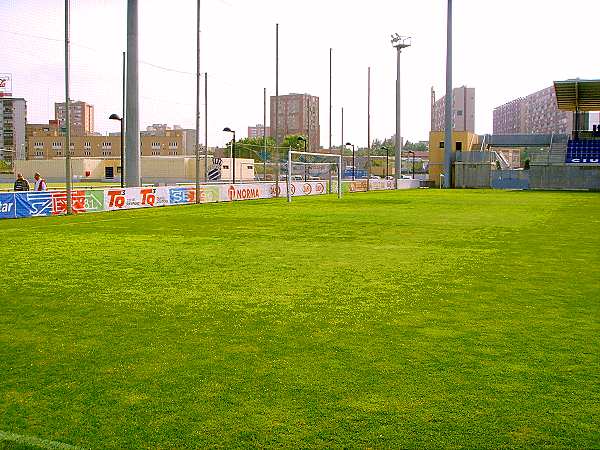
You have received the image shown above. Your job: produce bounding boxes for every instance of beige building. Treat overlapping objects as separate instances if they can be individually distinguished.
[26,127,189,160]
[14,156,215,183]
[431,86,475,132]
[55,101,94,136]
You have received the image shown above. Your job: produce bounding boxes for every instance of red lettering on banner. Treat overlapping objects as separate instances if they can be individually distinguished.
[316,183,325,194]
[303,183,312,194]
[0,79,6,88]
[108,190,126,208]
[140,189,156,206]
[228,185,260,201]
[270,185,281,196]
[227,185,236,201]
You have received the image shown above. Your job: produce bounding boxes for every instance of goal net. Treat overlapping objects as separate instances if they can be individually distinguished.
[287,151,342,202]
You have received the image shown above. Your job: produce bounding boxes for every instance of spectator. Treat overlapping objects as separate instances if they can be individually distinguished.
[33,172,47,191]
[13,173,30,191]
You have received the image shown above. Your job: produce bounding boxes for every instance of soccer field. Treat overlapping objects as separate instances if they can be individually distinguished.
[1,190,599,448]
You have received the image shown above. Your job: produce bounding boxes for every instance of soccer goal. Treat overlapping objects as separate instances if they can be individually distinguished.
[287,151,342,202]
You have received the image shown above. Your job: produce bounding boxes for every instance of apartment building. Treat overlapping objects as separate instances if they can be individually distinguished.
[248,124,270,139]
[55,100,94,136]
[1,97,27,160]
[26,126,187,160]
[493,86,581,135]
[270,93,320,151]
[431,86,475,132]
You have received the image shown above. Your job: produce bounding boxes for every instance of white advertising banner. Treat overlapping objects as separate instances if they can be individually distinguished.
[104,187,172,211]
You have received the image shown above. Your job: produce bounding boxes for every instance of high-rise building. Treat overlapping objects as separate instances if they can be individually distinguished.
[270,93,320,151]
[431,86,475,132]
[0,97,27,160]
[493,86,582,135]
[248,124,270,139]
[55,100,94,136]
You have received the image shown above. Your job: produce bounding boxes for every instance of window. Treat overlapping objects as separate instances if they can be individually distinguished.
[222,165,229,169]
[168,142,178,149]
[151,150,160,156]
[151,142,161,150]
[247,165,253,170]
[169,151,178,156]
[52,142,62,149]
[456,110,463,116]
[102,150,112,156]
[456,142,463,151]
[102,142,112,149]
[84,150,91,156]
[84,142,91,149]
[439,142,444,149]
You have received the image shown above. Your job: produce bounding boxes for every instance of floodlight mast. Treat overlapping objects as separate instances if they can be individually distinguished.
[391,34,411,187]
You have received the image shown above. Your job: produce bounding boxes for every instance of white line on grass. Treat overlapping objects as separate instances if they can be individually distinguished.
[0,430,84,450]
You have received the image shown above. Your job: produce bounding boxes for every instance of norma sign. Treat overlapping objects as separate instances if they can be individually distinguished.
[0,74,12,97]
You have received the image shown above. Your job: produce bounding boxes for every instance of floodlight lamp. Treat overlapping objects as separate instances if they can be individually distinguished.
[223,127,233,133]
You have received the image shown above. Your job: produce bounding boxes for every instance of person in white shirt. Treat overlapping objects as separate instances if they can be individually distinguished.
[33,172,47,191]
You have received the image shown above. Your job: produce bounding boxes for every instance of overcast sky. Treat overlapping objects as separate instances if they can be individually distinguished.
[1,0,599,147]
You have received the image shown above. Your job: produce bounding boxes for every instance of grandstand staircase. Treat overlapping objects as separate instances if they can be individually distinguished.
[547,141,568,164]
[529,141,568,165]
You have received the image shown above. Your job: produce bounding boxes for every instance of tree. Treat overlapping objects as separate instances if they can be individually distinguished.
[234,136,275,160]
[282,134,306,150]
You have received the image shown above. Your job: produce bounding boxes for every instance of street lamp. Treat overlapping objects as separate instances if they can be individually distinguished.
[345,142,355,181]
[223,127,236,184]
[391,33,411,187]
[381,145,390,179]
[298,136,308,181]
[407,150,416,179]
[109,113,124,188]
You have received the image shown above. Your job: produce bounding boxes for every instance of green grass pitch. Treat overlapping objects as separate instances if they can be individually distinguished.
[1,190,599,448]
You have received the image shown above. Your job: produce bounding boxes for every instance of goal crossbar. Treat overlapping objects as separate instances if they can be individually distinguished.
[287,150,342,202]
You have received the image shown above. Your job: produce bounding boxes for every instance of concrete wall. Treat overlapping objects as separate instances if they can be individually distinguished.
[455,163,491,188]
[529,166,600,190]
[454,164,600,190]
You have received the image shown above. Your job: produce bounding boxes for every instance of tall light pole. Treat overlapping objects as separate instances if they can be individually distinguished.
[329,48,332,151]
[109,114,124,188]
[195,0,201,202]
[367,66,371,190]
[64,0,72,213]
[126,0,141,187]
[444,0,453,188]
[223,127,236,184]
[122,51,126,184]
[263,87,267,181]
[274,23,280,196]
[341,107,344,169]
[391,33,411,186]
[345,142,355,181]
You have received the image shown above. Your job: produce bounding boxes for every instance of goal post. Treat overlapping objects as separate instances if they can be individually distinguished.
[287,150,342,203]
